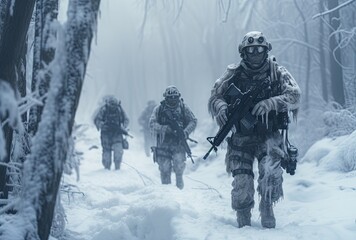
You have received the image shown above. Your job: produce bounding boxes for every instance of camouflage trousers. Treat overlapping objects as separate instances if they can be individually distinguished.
[226,132,284,212]
[154,145,186,189]
[101,131,124,170]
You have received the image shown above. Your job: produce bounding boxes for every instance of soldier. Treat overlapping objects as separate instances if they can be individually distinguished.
[138,100,157,157]
[208,31,301,228]
[149,86,197,189]
[93,95,129,170]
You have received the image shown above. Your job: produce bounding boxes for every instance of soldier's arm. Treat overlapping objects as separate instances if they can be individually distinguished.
[149,106,166,134]
[272,65,301,112]
[121,108,129,128]
[93,108,104,130]
[208,64,236,118]
[183,104,197,135]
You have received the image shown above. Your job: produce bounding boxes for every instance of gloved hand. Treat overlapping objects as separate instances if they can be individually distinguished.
[216,105,228,127]
[183,129,189,139]
[252,98,275,116]
[162,125,173,134]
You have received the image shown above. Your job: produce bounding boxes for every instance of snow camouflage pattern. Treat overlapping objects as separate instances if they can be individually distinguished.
[149,98,197,189]
[94,96,129,170]
[208,56,301,227]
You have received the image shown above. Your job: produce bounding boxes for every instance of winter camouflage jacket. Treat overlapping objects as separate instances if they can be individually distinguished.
[149,100,197,145]
[208,57,301,134]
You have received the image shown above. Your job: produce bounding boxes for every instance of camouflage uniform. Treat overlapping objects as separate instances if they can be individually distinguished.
[138,101,157,157]
[149,86,197,189]
[94,96,129,170]
[208,31,301,228]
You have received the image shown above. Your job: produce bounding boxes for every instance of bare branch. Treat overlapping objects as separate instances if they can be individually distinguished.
[186,176,223,199]
[312,0,356,19]
[269,38,320,52]
[222,0,232,23]
[173,0,184,24]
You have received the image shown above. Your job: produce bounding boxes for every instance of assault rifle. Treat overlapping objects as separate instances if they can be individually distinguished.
[162,109,197,163]
[203,80,269,160]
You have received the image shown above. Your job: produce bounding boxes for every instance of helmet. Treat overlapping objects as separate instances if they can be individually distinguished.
[103,95,119,106]
[163,85,181,98]
[238,31,272,54]
[163,85,181,108]
[147,100,156,106]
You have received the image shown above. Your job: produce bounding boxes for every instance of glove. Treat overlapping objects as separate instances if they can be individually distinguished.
[252,98,275,116]
[161,125,173,134]
[183,129,189,139]
[216,105,228,127]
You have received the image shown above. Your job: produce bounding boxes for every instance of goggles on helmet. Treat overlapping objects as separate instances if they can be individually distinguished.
[246,46,266,54]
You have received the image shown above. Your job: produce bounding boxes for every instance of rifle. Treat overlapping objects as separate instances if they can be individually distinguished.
[203,80,269,160]
[162,109,196,163]
[119,127,134,138]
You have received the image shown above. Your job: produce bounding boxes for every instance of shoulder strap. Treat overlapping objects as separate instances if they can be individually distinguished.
[180,99,186,127]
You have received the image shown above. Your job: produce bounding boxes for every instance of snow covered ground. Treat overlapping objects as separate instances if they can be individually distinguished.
[61,125,356,240]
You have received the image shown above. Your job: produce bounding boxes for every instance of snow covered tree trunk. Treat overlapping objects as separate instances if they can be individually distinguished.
[28,0,58,136]
[0,0,35,203]
[0,1,101,239]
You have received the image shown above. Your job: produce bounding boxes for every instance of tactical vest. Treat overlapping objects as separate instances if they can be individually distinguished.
[157,100,186,128]
[226,59,288,135]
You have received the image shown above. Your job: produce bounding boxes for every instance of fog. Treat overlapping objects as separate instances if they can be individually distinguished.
[75,0,258,129]
[71,0,356,154]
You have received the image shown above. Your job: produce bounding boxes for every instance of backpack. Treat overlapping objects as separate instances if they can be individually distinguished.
[102,104,123,130]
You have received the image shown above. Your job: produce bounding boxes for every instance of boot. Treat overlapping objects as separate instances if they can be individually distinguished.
[259,200,276,228]
[236,208,251,228]
[176,175,184,190]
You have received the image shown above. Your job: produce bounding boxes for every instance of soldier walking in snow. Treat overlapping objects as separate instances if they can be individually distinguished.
[138,100,157,157]
[208,31,301,228]
[149,86,197,189]
[94,95,130,170]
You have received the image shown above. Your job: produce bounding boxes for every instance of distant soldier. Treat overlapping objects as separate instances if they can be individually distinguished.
[93,95,129,170]
[149,86,197,189]
[138,100,157,157]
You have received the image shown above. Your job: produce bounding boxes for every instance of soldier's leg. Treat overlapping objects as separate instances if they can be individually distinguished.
[172,151,186,190]
[257,133,284,228]
[113,142,124,170]
[229,151,255,228]
[101,133,112,170]
[156,148,172,184]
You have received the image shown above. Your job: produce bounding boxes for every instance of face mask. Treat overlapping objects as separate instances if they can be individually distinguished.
[165,96,179,107]
[245,49,267,69]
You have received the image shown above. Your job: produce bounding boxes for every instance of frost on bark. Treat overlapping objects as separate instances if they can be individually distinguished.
[0,0,35,204]
[28,0,58,136]
[0,1,102,239]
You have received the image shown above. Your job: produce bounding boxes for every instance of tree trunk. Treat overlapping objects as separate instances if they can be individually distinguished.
[29,0,58,136]
[0,0,35,203]
[294,0,311,110]
[319,0,328,102]
[14,1,101,239]
[328,0,345,106]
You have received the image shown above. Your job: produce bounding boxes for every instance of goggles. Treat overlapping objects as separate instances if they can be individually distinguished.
[166,95,180,100]
[245,46,266,54]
